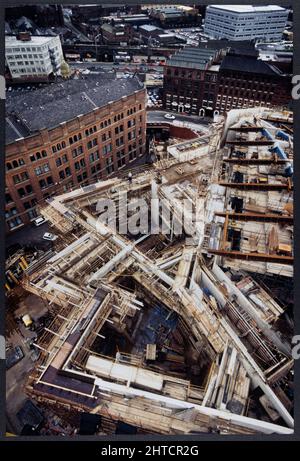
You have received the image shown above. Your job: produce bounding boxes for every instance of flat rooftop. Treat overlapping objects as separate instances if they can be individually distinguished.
[208,5,287,14]
[220,55,280,76]
[6,75,144,144]
[5,34,59,47]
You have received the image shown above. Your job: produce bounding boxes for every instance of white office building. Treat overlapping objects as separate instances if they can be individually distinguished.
[204,5,289,41]
[5,34,64,81]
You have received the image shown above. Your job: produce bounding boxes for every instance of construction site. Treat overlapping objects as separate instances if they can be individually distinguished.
[7,107,294,436]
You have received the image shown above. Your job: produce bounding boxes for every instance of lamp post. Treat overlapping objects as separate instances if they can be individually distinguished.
[94,33,102,61]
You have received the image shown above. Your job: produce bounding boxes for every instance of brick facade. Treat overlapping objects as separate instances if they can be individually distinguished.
[163,57,291,117]
[5,88,147,232]
[215,67,291,113]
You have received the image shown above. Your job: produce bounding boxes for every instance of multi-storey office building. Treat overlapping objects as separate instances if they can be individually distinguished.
[5,75,147,232]
[204,5,288,41]
[163,47,291,117]
[5,33,64,82]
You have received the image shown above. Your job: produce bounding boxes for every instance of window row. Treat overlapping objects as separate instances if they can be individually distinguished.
[34,163,50,176]
[69,133,82,145]
[6,158,25,171]
[12,171,29,184]
[52,142,66,153]
[30,150,48,162]
[56,154,69,166]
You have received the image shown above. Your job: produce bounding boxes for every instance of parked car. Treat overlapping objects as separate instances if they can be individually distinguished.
[33,216,47,227]
[164,113,176,120]
[42,232,57,241]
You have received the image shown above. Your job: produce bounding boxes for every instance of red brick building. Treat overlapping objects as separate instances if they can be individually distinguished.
[163,47,291,117]
[215,54,291,113]
[101,22,134,45]
[163,47,222,116]
[5,75,147,232]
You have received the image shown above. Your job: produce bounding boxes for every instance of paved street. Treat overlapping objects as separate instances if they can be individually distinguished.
[6,222,50,252]
[147,110,212,133]
[69,61,164,72]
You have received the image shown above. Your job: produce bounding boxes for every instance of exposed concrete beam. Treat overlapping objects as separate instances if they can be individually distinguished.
[215,212,293,223]
[208,249,293,264]
[218,182,292,191]
[223,158,289,165]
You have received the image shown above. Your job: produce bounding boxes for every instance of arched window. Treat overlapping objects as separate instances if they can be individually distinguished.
[6,162,12,170]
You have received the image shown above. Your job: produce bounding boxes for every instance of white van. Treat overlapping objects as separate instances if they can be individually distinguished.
[33,216,47,227]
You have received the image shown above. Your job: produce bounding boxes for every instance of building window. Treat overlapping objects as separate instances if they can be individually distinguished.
[6,158,25,169]
[34,163,50,176]
[20,171,29,181]
[72,146,84,158]
[17,187,26,198]
[128,130,136,141]
[91,163,101,175]
[102,131,112,141]
[64,167,71,177]
[117,150,126,168]
[35,150,47,160]
[39,179,47,189]
[128,119,136,128]
[89,151,100,163]
[75,158,86,171]
[85,126,97,136]
[7,216,23,229]
[129,148,137,161]
[13,174,21,184]
[87,138,98,149]
[116,137,124,147]
[102,143,112,155]
[25,185,33,195]
[5,193,13,204]
[27,209,38,220]
[69,133,82,145]
[5,207,18,218]
[106,157,114,174]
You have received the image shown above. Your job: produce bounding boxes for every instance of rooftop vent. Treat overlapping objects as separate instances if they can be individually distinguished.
[17,31,32,41]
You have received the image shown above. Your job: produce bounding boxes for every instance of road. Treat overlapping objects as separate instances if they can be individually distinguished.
[6,222,50,251]
[147,110,212,131]
[64,18,92,43]
[69,61,164,72]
